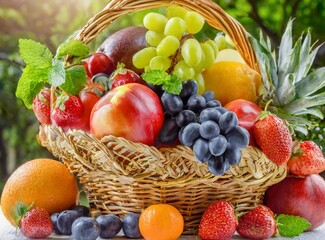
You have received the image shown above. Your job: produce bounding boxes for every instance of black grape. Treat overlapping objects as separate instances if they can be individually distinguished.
[193,138,212,163]
[179,123,200,147]
[175,110,197,128]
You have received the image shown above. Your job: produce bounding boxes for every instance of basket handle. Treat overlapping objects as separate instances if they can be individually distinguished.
[74,0,259,73]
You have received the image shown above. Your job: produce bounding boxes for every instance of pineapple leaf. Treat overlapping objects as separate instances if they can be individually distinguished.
[284,92,325,115]
[276,73,296,105]
[293,107,324,119]
[278,19,293,83]
[295,67,325,98]
[295,30,311,81]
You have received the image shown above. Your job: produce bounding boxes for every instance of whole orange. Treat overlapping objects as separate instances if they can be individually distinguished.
[202,61,262,106]
[139,203,184,240]
[1,158,78,226]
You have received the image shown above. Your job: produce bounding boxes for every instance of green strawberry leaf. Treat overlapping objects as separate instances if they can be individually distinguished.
[55,39,89,60]
[60,66,86,95]
[142,70,182,95]
[276,214,311,237]
[13,202,34,226]
[16,65,49,109]
[49,59,65,86]
[19,39,52,69]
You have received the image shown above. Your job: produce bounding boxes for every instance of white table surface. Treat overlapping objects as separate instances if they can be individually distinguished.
[1,207,325,240]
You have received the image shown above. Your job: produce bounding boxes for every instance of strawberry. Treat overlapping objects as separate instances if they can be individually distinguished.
[237,205,277,239]
[110,64,144,90]
[253,114,292,165]
[19,207,53,239]
[199,200,237,240]
[287,141,325,176]
[32,88,51,125]
[50,94,83,132]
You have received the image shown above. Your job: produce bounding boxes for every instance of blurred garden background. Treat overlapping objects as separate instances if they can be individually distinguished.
[0,0,324,191]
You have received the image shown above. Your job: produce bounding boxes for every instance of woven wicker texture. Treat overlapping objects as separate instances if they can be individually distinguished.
[39,0,287,234]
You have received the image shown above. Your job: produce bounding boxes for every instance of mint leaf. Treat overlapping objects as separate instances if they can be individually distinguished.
[60,66,86,95]
[56,39,89,59]
[16,65,48,108]
[276,214,311,237]
[142,70,182,95]
[19,39,52,69]
[49,59,65,86]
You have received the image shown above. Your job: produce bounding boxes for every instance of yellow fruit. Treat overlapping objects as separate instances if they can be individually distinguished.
[202,61,262,106]
[139,204,184,240]
[215,49,246,64]
[1,158,78,226]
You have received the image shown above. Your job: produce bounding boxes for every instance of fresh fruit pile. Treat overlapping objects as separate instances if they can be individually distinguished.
[10,2,325,239]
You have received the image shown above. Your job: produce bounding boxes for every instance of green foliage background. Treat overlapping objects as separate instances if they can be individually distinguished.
[0,0,324,190]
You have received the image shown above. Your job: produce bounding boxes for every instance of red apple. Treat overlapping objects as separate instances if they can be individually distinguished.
[90,83,164,145]
[264,174,325,230]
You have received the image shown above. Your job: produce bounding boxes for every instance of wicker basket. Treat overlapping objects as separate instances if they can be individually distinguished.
[38,0,287,235]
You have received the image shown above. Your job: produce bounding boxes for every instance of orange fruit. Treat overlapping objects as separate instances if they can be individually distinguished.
[1,158,78,226]
[202,61,262,106]
[139,203,184,240]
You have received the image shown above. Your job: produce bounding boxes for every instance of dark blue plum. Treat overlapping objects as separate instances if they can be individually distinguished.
[96,214,122,238]
[161,92,183,115]
[219,111,238,134]
[209,135,228,156]
[226,126,250,148]
[57,210,81,235]
[71,217,100,240]
[186,95,206,113]
[73,205,90,217]
[179,122,201,147]
[122,213,142,239]
[193,138,212,163]
[51,213,61,235]
[158,117,180,143]
[175,110,197,128]
[199,120,220,139]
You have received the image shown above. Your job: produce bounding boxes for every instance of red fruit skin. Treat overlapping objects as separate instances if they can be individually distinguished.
[199,200,237,240]
[32,89,51,125]
[253,115,292,165]
[19,207,53,239]
[50,95,84,132]
[78,84,102,132]
[90,83,164,145]
[287,141,325,176]
[87,52,115,77]
[225,99,262,146]
[237,205,277,239]
[111,70,145,89]
[264,174,325,230]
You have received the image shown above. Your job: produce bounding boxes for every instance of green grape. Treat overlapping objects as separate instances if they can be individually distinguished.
[143,12,168,32]
[225,34,236,49]
[181,38,202,67]
[204,39,218,59]
[173,60,195,80]
[184,11,205,34]
[144,65,152,72]
[193,51,205,73]
[194,73,205,94]
[149,56,171,71]
[166,5,187,18]
[157,35,180,57]
[132,47,157,69]
[214,34,227,51]
[201,43,215,69]
[164,17,186,39]
[146,30,165,47]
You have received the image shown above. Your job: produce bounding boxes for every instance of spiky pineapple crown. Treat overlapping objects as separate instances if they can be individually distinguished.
[249,19,325,135]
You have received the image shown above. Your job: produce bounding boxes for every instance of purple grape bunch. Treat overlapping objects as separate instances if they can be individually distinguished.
[157,80,249,176]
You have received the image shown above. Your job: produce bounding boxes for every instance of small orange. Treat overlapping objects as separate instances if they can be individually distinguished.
[139,203,184,240]
[1,158,78,226]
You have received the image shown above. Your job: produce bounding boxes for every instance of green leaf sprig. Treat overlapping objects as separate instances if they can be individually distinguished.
[276,214,311,237]
[16,38,90,108]
[142,69,182,95]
